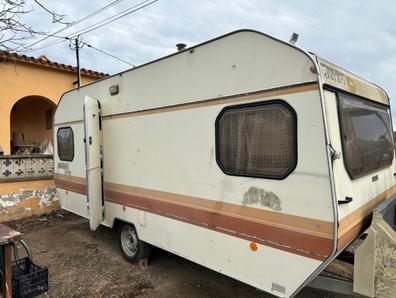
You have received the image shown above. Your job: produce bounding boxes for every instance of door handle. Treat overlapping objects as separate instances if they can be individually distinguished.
[89,136,92,145]
[338,196,353,205]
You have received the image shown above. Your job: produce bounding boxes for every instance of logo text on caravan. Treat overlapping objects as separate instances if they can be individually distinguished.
[321,63,357,93]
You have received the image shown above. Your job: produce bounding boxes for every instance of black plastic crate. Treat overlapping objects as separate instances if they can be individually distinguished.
[11,257,48,298]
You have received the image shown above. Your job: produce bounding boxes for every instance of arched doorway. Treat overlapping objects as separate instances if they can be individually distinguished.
[10,96,56,155]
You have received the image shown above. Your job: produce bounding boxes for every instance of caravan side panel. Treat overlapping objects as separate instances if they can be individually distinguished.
[54,30,335,297]
[55,86,333,296]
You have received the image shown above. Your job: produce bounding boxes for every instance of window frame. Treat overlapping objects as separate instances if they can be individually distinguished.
[215,99,298,180]
[336,90,394,180]
[57,127,74,162]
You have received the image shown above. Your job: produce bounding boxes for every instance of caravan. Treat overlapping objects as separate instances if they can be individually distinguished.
[53,30,396,297]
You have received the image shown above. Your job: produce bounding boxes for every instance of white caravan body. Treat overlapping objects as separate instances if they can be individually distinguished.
[53,30,395,297]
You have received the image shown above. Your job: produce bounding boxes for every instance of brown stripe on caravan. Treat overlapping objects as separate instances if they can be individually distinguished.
[54,174,332,238]
[104,181,333,239]
[53,119,84,127]
[54,174,86,194]
[104,182,332,260]
[103,81,318,120]
[54,173,333,260]
[53,82,318,127]
[337,184,396,251]
[337,215,372,252]
[338,184,396,237]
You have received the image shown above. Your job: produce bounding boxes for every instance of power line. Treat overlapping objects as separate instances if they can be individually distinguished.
[67,0,157,38]
[65,0,126,26]
[28,37,69,52]
[84,42,135,67]
[0,27,70,52]
[28,0,157,52]
[1,27,70,40]
[6,29,133,69]
[8,27,134,68]
[26,0,126,49]
[14,0,157,76]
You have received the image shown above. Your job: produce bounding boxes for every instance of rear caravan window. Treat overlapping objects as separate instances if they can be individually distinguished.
[57,127,74,161]
[216,101,297,179]
[338,93,394,179]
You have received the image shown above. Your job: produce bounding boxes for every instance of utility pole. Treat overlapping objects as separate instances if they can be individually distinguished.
[69,35,82,88]
[75,35,81,88]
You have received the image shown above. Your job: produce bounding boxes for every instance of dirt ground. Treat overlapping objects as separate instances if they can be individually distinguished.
[7,212,352,298]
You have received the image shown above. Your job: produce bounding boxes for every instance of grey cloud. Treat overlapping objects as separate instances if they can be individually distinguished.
[18,0,396,124]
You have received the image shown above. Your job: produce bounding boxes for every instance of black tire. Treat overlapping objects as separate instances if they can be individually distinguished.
[118,222,151,263]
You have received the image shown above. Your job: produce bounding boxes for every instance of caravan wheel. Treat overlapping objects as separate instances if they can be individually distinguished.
[118,222,151,263]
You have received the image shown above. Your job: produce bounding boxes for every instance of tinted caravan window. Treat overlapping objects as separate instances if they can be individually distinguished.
[57,127,74,161]
[216,101,297,179]
[338,93,394,179]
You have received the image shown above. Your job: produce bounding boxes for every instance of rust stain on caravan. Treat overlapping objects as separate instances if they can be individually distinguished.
[54,82,318,127]
[54,173,333,260]
[243,186,281,211]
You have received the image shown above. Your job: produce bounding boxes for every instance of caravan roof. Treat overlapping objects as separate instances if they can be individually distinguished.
[55,29,389,125]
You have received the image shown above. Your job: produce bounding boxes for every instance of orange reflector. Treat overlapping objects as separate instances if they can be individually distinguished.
[250,242,258,251]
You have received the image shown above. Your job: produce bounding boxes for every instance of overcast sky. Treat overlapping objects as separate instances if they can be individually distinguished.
[20,0,396,122]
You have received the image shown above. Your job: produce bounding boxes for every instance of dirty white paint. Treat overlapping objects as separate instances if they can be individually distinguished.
[0,199,16,208]
[0,187,59,210]
[37,188,59,208]
[243,186,281,211]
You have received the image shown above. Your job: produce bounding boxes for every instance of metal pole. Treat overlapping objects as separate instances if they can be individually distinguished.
[75,36,81,88]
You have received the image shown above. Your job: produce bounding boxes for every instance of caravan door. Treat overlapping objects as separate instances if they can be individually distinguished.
[83,95,104,231]
[324,89,395,250]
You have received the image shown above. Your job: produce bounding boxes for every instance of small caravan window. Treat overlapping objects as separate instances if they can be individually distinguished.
[338,93,394,179]
[57,127,74,161]
[216,101,297,179]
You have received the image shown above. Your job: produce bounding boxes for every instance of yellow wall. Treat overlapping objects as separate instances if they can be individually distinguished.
[0,179,54,195]
[0,179,60,222]
[11,96,55,147]
[0,60,99,154]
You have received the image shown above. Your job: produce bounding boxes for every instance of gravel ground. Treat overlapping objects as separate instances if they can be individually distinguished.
[6,212,353,297]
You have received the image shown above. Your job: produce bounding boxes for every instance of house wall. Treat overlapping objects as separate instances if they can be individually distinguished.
[0,179,60,222]
[0,56,103,221]
[10,97,55,148]
[0,60,99,154]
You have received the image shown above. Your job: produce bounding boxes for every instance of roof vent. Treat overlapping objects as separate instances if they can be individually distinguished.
[176,43,186,52]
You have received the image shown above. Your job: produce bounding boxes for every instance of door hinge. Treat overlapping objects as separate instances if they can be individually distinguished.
[329,144,341,161]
